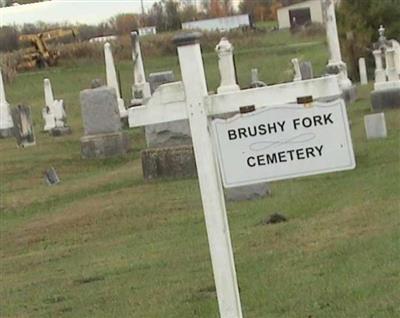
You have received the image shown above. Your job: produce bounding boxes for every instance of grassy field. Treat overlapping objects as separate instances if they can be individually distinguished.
[1,28,399,317]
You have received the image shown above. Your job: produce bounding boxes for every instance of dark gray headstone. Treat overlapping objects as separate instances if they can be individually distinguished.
[371,88,400,110]
[11,105,35,147]
[300,61,313,80]
[145,70,191,148]
[80,86,121,136]
[148,71,175,94]
[44,167,60,185]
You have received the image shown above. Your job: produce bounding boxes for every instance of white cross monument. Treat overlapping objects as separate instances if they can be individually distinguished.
[128,33,355,318]
[0,69,14,138]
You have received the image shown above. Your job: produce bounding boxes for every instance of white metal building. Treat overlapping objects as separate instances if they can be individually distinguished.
[138,26,157,36]
[277,0,323,29]
[182,14,250,32]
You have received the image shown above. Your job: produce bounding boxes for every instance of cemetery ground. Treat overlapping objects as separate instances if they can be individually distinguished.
[1,29,399,317]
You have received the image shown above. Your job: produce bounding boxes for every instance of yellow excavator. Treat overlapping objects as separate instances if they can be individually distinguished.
[17,28,78,71]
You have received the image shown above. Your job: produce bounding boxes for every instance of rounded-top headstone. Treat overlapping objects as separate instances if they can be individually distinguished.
[173,32,202,47]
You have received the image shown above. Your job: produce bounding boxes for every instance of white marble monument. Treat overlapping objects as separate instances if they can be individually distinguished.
[0,69,14,138]
[371,26,400,110]
[291,58,302,81]
[42,78,71,135]
[131,31,151,105]
[358,57,368,85]
[322,0,356,102]
[104,42,127,118]
[216,38,240,94]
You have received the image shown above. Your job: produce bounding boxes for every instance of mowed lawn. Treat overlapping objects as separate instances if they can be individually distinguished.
[1,29,399,317]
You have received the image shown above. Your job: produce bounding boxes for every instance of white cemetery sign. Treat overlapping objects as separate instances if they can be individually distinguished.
[128,33,353,318]
[212,100,355,188]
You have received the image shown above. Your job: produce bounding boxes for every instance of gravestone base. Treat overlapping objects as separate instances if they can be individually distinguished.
[141,145,196,180]
[0,127,13,138]
[49,126,72,137]
[80,131,131,159]
[342,85,357,105]
[371,88,400,111]
[224,183,271,202]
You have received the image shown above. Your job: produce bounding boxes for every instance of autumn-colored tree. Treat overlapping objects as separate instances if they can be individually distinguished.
[111,14,140,35]
[208,0,224,18]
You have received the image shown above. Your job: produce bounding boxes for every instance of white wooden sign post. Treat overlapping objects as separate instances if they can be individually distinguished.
[128,33,353,318]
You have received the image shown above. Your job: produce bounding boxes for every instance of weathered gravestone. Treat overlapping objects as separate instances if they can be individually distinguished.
[80,86,131,159]
[142,79,194,179]
[145,70,192,149]
[0,68,14,138]
[128,32,354,318]
[291,59,313,81]
[42,78,72,136]
[300,61,313,80]
[358,57,368,85]
[130,31,151,106]
[11,105,35,147]
[128,40,194,180]
[364,113,387,140]
[291,58,302,81]
[249,68,266,88]
[44,167,60,185]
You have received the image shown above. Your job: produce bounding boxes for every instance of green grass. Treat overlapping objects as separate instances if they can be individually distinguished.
[1,29,399,318]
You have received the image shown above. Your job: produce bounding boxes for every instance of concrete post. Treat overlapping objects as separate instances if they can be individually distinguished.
[216,37,240,94]
[104,42,127,118]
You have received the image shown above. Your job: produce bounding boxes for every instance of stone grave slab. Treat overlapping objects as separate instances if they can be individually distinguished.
[11,105,35,147]
[79,86,131,159]
[364,113,387,139]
